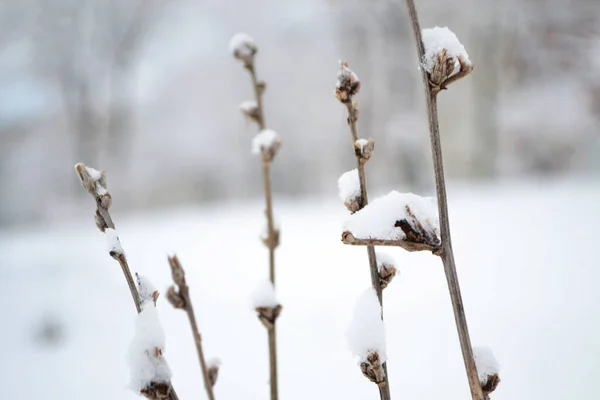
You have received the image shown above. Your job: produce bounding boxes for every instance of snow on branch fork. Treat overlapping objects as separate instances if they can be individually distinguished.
[341,191,441,253]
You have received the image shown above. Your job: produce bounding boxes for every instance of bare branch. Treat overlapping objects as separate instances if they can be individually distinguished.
[74,162,179,400]
[232,34,279,400]
[404,2,485,399]
[341,232,440,252]
[335,61,391,400]
[167,255,216,400]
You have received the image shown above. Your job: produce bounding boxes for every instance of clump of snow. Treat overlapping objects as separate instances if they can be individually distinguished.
[343,190,439,241]
[228,32,256,58]
[355,139,369,152]
[252,129,281,154]
[206,357,222,368]
[239,100,258,113]
[375,251,396,273]
[136,275,157,305]
[105,228,124,256]
[473,346,500,384]
[85,166,103,181]
[346,288,386,362]
[337,169,360,204]
[421,27,471,73]
[127,294,171,393]
[251,280,278,309]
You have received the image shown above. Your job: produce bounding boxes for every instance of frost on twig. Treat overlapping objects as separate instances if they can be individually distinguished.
[347,288,386,385]
[421,26,473,92]
[375,252,398,290]
[229,32,257,68]
[342,190,441,252]
[251,280,282,330]
[127,276,172,400]
[473,347,501,398]
[354,138,375,163]
[252,129,282,163]
[338,169,361,213]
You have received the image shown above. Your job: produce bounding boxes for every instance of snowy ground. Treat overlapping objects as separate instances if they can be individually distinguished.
[1,178,599,400]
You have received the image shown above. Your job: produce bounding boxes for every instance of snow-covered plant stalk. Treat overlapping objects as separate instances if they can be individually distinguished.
[167,255,217,400]
[229,33,282,400]
[74,163,179,400]
[334,61,392,400]
[128,275,173,400]
[404,1,500,399]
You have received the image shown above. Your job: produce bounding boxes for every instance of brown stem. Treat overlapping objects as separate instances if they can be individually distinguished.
[168,256,215,400]
[344,101,390,400]
[404,2,484,399]
[246,62,279,400]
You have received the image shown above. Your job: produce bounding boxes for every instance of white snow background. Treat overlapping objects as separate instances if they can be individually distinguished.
[1,178,599,399]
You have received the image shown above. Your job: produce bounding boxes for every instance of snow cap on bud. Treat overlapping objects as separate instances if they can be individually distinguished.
[335,60,361,103]
[239,100,261,125]
[252,129,282,163]
[473,346,501,396]
[376,252,398,290]
[421,26,473,91]
[360,350,386,385]
[354,138,374,163]
[251,280,282,330]
[229,32,257,67]
[337,169,361,213]
[207,358,222,387]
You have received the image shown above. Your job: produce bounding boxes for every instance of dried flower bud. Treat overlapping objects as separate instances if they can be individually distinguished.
[166,286,185,309]
[206,358,221,387]
[98,192,112,209]
[354,138,374,163]
[229,32,257,67]
[252,129,282,163]
[421,27,473,92]
[379,265,397,290]
[256,304,282,330]
[482,373,501,398]
[394,205,441,248]
[239,100,261,125]
[167,255,186,287]
[140,382,171,400]
[359,351,386,385]
[95,210,108,232]
[335,60,360,103]
[260,227,280,249]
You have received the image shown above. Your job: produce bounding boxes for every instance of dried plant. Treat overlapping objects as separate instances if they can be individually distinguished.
[230,32,281,400]
[404,1,500,399]
[167,255,217,400]
[334,60,392,400]
[74,163,179,400]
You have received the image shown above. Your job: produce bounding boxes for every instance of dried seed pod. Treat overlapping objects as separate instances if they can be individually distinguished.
[207,359,222,387]
[260,227,280,249]
[239,100,261,125]
[229,33,258,68]
[482,373,501,398]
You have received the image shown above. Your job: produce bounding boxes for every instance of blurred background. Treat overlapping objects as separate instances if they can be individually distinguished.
[1,0,599,226]
[1,1,600,399]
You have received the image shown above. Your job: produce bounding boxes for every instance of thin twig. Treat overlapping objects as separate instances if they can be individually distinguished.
[340,81,391,400]
[404,2,484,399]
[74,163,179,400]
[168,255,216,400]
[341,231,440,252]
[246,61,279,400]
